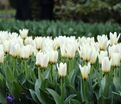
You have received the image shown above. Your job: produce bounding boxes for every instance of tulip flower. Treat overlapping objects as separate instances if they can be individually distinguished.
[97,35,109,50]
[101,57,111,73]
[42,37,54,51]
[19,29,29,39]
[24,36,33,45]
[109,32,120,45]
[98,51,108,64]
[110,52,120,66]
[89,48,98,64]
[57,62,67,77]
[20,45,33,59]
[34,37,43,50]
[9,41,21,57]
[36,52,49,68]
[47,50,58,64]
[79,63,91,80]
[3,40,10,53]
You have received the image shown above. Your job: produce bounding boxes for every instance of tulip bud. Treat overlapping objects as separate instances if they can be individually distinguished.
[79,63,91,80]
[19,29,28,39]
[20,45,33,59]
[24,36,33,45]
[47,50,58,64]
[3,40,10,53]
[34,37,43,50]
[9,42,21,57]
[102,57,111,73]
[98,51,108,64]
[110,52,120,66]
[36,52,49,68]
[89,48,98,64]
[60,43,76,59]
[57,62,67,77]
[109,32,120,45]
[97,35,109,50]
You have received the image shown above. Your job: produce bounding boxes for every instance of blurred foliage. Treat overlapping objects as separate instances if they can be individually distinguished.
[54,0,110,17]
[8,0,121,22]
[54,0,121,22]
[0,20,121,38]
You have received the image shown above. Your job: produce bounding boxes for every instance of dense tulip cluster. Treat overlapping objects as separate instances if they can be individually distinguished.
[0,30,121,78]
[0,29,121,103]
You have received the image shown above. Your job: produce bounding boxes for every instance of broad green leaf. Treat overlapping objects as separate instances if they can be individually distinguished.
[29,89,39,103]
[47,88,61,104]
[113,77,121,91]
[70,99,81,104]
[64,94,76,104]
[35,79,46,104]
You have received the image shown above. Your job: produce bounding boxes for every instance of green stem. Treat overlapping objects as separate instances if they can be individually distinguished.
[82,79,88,103]
[51,64,53,81]
[24,60,28,79]
[61,77,64,103]
[102,73,110,104]
[38,68,41,79]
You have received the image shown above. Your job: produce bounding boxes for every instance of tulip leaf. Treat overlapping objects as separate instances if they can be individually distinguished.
[5,67,15,81]
[69,99,81,104]
[113,77,121,91]
[47,88,61,104]
[35,79,48,104]
[35,79,41,90]
[0,75,7,104]
[112,91,121,103]
[29,89,39,103]
[64,94,76,104]
[35,87,46,104]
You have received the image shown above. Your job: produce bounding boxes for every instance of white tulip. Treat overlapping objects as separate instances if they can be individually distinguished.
[60,42,77,59]
[109,32,120,45]
[79,63,91,80]
[97,35,109,50]
[53,37,60,49]
[19,29,28,39]
[89,48,98,64]
[10,32,18,39]
[98,51,108,64]
[24,36,33,45]
[110,52,120,66]
[102,57,111,73]
[79,44,92,61]
[3,40,10,53]
[34,37,43,50]
[9,41,21,57]
[82,45,91,61]
[20,45,33,59]
[108,45,117,58]
[36,52,49,68]
[57,62,67,77]
[60,45,67,58]
[47,50,58,64]
[42,37,54,51]
[66,44,76,58]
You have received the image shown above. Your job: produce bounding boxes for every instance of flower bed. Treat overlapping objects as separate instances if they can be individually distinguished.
[0,29,121,103]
